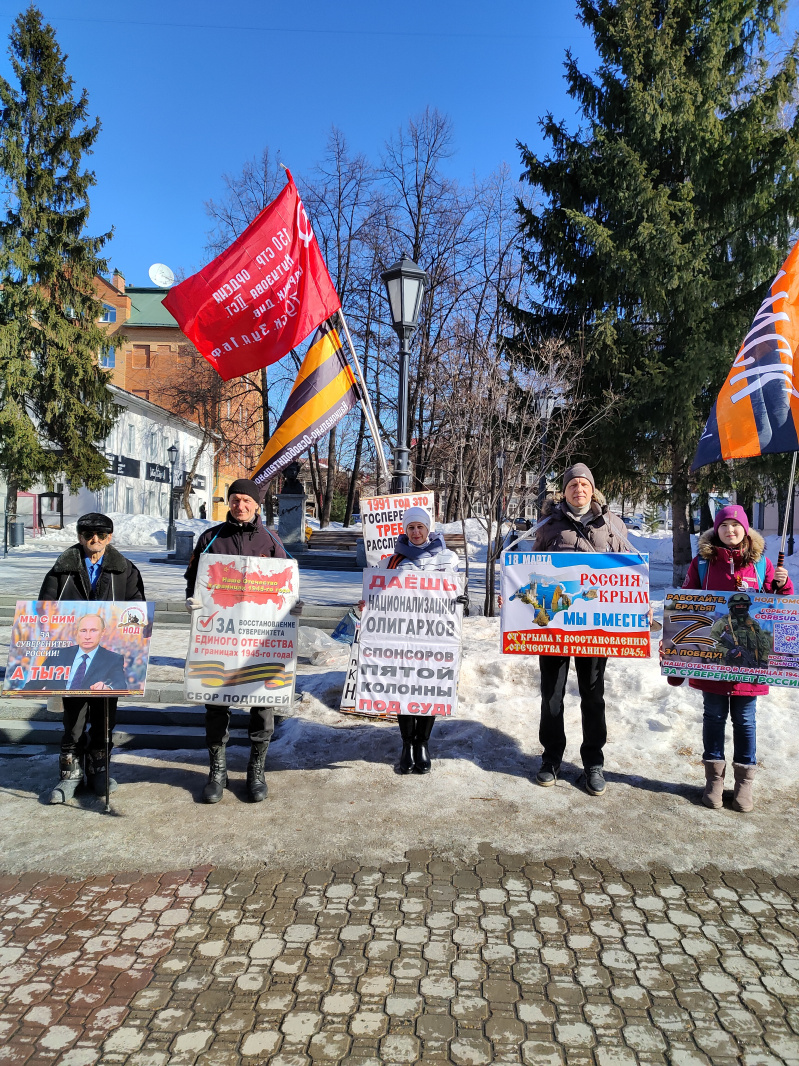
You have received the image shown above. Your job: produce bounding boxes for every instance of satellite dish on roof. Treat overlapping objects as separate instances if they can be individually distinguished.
[149,263,175,288]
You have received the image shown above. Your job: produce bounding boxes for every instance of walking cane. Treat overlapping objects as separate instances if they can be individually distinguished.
[103,696,111,814]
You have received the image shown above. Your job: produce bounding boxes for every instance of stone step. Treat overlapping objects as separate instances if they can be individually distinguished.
[296,554,360,572]
[0,718,254,749]
[0,699,253,729]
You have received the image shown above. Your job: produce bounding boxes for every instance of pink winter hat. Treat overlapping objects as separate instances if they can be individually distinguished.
[714,505,749,536]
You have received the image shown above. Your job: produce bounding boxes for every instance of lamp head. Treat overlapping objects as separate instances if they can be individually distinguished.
[380,254,428,337]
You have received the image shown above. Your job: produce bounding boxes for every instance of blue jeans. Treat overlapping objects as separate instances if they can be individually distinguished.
[702,693,757,765]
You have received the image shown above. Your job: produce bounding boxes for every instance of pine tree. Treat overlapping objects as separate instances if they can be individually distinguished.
[0,5,118,516]
[515,0,799,581]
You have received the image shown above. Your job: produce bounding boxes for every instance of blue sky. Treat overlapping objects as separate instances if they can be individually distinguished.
[0,1,797,287]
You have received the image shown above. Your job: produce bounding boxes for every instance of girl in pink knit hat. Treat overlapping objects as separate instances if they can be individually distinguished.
[673,505,792,813]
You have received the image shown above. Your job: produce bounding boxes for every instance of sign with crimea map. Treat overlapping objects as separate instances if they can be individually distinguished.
[185,554,299,707]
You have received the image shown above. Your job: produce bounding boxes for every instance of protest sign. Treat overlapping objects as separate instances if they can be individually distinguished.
[339,621,361,713]
[661,588,799,688]
[185,554,299,708]
[360,492,435,567]
[355,567,462,717]
[3,601,154,697]
[500,551,650,657]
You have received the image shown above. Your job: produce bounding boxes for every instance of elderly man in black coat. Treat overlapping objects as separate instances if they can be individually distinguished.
[38,513,145,803]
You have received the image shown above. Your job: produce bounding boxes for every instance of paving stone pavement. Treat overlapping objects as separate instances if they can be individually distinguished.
[3,851,799,1066]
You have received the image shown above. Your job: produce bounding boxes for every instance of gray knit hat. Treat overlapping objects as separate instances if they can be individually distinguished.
[562,463,595,491]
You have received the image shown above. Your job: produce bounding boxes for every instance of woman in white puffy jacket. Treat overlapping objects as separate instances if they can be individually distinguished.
[360,506,465,774]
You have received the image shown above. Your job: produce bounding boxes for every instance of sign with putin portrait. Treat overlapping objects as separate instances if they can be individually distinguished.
[2,601,155,697]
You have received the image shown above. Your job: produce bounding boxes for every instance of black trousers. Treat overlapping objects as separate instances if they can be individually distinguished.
[205,703,274,747]
[61,697,117,756]
[538,655,607,769]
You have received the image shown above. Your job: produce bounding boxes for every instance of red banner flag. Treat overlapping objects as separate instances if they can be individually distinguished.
[692,242,799,470]
[163,172,340,381]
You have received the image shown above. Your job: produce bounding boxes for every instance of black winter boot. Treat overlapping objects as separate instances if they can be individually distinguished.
[202,746,227,803]
[246,743,269,802]
[396,717,416,774]
[49,752,84,804]
[413,717,435,774]
[86,749,118,797]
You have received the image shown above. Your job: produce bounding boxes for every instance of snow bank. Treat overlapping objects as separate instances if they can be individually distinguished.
[22,513,215,550]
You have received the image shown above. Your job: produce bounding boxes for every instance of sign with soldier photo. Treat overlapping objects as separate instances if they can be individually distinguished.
[661,588,799,688]
[360,492,435,567]
[185,554,299,708]
[500,550,651,657]
[3,601,154,697]
[354,567,462,717]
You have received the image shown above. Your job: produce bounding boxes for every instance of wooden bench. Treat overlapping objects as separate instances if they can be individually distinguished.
[307,529,360,552]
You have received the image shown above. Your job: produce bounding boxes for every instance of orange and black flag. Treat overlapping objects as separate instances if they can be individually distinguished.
[692,242,799,470]
[251,319,359,487]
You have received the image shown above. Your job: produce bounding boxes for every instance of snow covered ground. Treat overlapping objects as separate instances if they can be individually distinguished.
[2,612,798,875]
[2,514,799,874]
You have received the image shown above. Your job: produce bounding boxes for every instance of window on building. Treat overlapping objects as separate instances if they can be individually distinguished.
[525,501,536,520]
[128,424,135,454]
[125,486,134,513]
[100,347,115,368]
[131,344,150,369]
[132,390,150,401]
[525,471,535,488]
[146,489,155,515]
[99,304,116,324]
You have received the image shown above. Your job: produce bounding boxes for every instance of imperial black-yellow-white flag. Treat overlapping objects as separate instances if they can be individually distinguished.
[251,320,359,486]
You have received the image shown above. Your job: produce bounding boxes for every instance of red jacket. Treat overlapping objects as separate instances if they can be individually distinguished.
[682,529,794,696]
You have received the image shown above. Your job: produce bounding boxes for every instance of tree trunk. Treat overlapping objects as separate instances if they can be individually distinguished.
[344,409,366,527]
[671,458,693,585]
[320,427,336,528]
[737,488,754,527]
[699,493,713,534]
[5,479,19,521]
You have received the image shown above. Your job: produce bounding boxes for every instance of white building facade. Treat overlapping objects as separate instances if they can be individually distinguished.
[4,387,215,530]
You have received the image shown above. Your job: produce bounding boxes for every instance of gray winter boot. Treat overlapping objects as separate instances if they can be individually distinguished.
[49,753,84,804]
[732,762,756,812]
[202,746,227,803]
[246,743,269,803]
[86,749,118,798]
[701,760,726,809]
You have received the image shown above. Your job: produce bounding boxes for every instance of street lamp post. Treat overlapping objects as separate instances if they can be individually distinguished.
[537,387,559,517]
[380,255,429,494]
[167,443,178,552]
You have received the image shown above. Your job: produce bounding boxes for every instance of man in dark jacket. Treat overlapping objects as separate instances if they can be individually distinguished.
[185,479,292,804]
[533,464,635,797]
[38,513,145,803]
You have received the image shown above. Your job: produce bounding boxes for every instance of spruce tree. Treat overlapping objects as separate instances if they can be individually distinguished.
[516,0,799,581]
[0,5,118,516]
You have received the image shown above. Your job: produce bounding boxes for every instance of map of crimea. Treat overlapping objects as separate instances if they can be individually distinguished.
[206,562,294,608]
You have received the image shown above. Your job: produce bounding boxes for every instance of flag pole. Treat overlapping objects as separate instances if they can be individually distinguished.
[336,309,392,483]
[778,451,798,570]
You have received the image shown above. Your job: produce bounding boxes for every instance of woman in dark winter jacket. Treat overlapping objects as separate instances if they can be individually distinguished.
[674,505,792,813]
[38,512,145,804]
